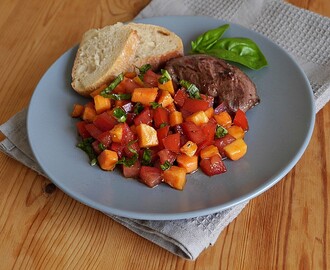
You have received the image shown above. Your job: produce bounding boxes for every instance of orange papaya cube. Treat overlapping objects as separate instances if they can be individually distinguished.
[227,125,245,139]
[169,111,183,126]
[200,145,219,159]
[180,140,197,157]
[131,87,158,105]
[176,154,198,173]
[204,107,214,119]
[82,106,97,123]
[185,111,209,126]
[136,123,159,148]
[71,104,84,118]
[214,111,232,128]
[94,95,111,114]
[223,138,247,161]
[133,76,144,87]
[97,149,118,171]
[109,123,124,143]
[158,80,175,96]
[157,90,174,108]
[163,166,187,190]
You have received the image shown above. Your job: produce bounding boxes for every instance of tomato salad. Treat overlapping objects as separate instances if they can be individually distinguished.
[71,65,249,190]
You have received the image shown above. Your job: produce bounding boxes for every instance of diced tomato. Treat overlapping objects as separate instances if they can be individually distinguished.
[124,140,140,158]
[162,133,181,153]
[199,154,227,176]
[200,119,217,144]
[92,140,103,155]
[157,148,177,165]
[85,123,103,139]
[233,109,249,131]
[153,107,169,128]
[125,112,136,126]
[121,77,141,93]
[122,160,141,178]
[143,70,160,87]
[201,94,214,107]
[182,98,210,113]
[134,107,153,126]
[110,142,125,159]
[214,134,236,157]
[174,88,188,107]
[181,121,205,145]
[76,121,91,139]
[96,131,112,148]
[121,122,136,144]
[157,125,170,149]
[139,166,163,188]
[93,112,118,131]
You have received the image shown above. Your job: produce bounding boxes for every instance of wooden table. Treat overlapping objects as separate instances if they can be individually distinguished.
[0,0,329,269]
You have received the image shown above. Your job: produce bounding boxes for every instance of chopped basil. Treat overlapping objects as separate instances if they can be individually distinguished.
[77,138,97,166]
[215,125,228,138]
[133,102,144,114]
[117,140,138,167]
[108,93,131,100]
[100,73,124,96]
[98,143,106,151]
[179,80,201,99]
[150,102,161,109]
[141,148,152,166]
[113,107,127,122]
[138,64,152,80]
[158,69,172,84]
[159,123,168,128]
[160,160,172,171]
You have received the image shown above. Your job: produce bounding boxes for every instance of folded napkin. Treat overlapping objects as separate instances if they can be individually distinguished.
[1,0,330,260]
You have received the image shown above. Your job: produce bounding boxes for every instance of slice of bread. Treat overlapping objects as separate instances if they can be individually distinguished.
[71,22,139,97]
[71,22,184,97]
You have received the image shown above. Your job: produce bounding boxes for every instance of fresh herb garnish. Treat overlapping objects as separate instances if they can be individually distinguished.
[117,140,138,167]
[179,80,201,99]
[191,24,268,70]
[77,138,97,166]
[159,123,168,128]
[133,102,144,114]
[107,93,131,100]
[160,160,172,171]
[215,125,228,138]
[113,107,127,122]
[100,73,124,96]
[150,102,161,109]
[141,148,152,166]
[158,69,171,84]
[138,64,152,80]
[98,143,106,151]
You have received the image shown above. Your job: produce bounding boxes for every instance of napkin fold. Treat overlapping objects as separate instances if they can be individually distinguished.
[1,0,330,260]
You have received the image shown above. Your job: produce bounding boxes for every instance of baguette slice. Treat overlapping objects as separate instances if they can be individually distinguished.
[71,22,139,97]
[128,23,184,70]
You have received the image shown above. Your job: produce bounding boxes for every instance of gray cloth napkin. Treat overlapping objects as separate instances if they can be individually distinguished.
[1,0,330,260]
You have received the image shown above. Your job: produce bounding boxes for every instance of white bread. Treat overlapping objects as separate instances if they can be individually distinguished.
[71,22,183,97]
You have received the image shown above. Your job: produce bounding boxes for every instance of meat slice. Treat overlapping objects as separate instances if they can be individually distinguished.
[164,54,260,112]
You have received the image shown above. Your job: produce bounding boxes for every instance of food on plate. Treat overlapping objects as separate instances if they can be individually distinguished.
[165,54,260,112]
[71,22,183,97]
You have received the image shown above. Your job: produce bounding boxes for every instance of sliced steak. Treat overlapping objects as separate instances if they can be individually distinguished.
[164,54,260,112]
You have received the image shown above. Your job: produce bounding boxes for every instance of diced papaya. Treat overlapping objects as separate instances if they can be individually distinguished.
[163,166,187,190]
[97,149,118,171]
[180,140,197,157]
[157,90,174,108]
[176,154,198,173]
[94,95,111,114]
[136,123,159,148]
[169,111,183,126]
[227,125,245,139]
[133,76,144,87]
[109,123,124,143]
[200,145,219,159]
[214,111,232,128]
[204,107,214,119]
[82,106,97,123]
[131,87,158,105]
[71,104,84,118]
[185,111,209,126]
[158,80,175,96]
[223,138,247,160]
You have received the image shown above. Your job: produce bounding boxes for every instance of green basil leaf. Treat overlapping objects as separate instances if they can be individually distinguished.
[160,160,172,171]
[215,125,228,138]
[108,93,131,100]
[158,69,172,84]
[150,102,161,109]
[141,148,152,166]
[207,37,268,70]
[138,64,152,80]
[133,102,144,114]
[113,107,127,122]
[117,140,138,167]
[191,24,230,52]
[77,138,97,166]
[100,73,124,96]
[179,80,201,99]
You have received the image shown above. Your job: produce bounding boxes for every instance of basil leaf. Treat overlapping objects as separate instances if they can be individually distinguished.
[150,102,161,109]
[191,24,229,52]
[108,93,131,100]
[113,107,127,122]
[160,160,172,171]
[138,64,152,80]
[158,69,172,84]
[100,73,124,96]
[117,140,138,167]
[215,125,228,138]
[98,143,106,151]
[206,37,268,70]
[179,80,201,99]
[141,148,152,166]
[133,102,144,114]
[77,138,97,166]
[159,123,168,128]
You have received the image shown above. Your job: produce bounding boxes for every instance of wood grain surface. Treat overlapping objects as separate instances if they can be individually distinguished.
[0,0,329,269]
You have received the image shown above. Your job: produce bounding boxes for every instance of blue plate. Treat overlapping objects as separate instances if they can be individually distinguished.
[27,16,315,220]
